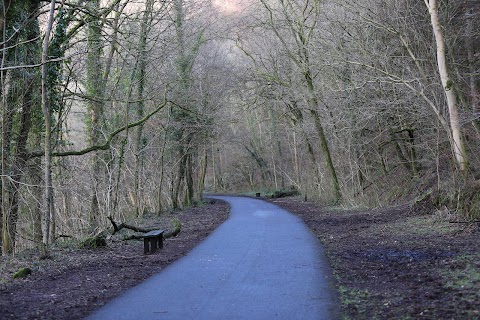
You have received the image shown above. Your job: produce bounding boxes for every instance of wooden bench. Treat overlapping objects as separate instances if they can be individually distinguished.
[143,230,165,254]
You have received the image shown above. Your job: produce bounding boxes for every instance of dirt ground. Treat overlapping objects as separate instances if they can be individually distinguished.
[1,197,479,319]
[271,197,480,320]
[0,200,229,320]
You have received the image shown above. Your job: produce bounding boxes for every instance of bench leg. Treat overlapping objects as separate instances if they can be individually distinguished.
[159,236,163,249]
[150,237,157,253]
[144,234,164,254]
[144,239,150,254]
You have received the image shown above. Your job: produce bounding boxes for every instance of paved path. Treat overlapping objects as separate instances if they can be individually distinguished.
[86,196,339,320]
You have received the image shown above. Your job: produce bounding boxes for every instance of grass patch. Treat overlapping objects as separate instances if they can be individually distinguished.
[339,286,372,319]
[368,216,464,237]
[438,253,480,318]
[440,254,480,293]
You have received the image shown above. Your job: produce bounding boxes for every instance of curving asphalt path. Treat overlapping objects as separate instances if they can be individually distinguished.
[86,196,339,320]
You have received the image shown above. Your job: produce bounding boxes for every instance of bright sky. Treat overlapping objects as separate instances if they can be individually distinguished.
[212,0,243,14]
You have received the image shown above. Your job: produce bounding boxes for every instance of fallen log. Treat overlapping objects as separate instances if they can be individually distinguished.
[107,216,155,234]
[163,218,181,238]
[122,234,143,241]
[107,216,181,239]
[81,235,107,249]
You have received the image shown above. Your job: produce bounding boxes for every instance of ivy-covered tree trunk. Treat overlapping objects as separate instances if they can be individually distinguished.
[197,144,208,199]
[41,0,57,249]
[29,142,43,246]
[133,0,154,217]
[463,4,480,131]
[171,0,201,209]
[86,0,105,231]
[1,0,41,255]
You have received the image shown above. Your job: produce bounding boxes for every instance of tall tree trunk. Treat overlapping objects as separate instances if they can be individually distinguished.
[171,0,202,208]
[26,130,43,245]
[292,129,300,189]
[112,59,139,216]
[172,146,186,209]
[212,144,224,192]
[465,7,480,131]
[156,131,168,215]
[41,0,56,249]
[133,0,154,217]
[185,149,194,205]
[302,127,321,198]
[86,0,105,231]
[304,63,341,202]
[1,2,14,255]
[171,0,187,209]
[1,0,41,255]
[197,144,208,198]
[425,0,468,172]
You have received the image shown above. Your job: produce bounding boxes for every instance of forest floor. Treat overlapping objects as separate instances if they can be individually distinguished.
[0,200,229,320]
[271,197,480,320]
[1,196,479,319]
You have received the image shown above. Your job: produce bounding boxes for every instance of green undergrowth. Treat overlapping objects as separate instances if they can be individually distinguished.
[0,251,42,286]
[414,180,480,221]
[440,253,480,297]
[80,235,107,249]
[191,198,216,208]
[372,216,465,238]
[12,267,32,279]
[339,286,372,319]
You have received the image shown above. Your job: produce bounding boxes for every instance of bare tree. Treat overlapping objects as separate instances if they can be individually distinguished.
[425,0,467,172]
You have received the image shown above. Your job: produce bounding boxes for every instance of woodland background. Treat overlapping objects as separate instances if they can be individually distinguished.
[0,0,478,256]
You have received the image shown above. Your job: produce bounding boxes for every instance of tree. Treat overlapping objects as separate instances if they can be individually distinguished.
[133,0,154,217]
[240,0,342,202]
[40,0,57,251]
[85,0,105,231]
[169,0,206,208]
[1,0,42,255]
[424,0,467,172]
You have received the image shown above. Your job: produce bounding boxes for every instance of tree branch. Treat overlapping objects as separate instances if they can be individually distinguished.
[0,51,85,71]
[30,92,168,158]
[107,216,154,234]
[107,216,182,239]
